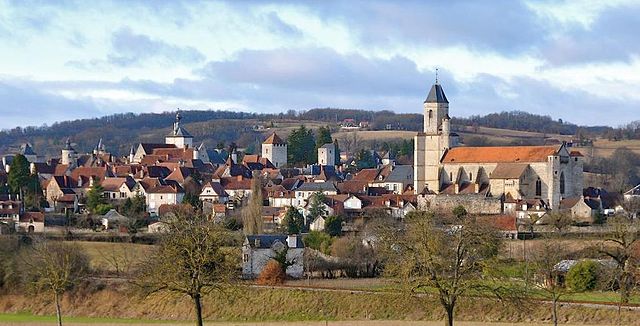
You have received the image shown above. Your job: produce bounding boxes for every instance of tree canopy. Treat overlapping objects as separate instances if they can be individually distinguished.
[287,125,316,166]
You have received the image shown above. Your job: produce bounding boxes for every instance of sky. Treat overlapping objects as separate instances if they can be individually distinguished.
[1,0,639,129]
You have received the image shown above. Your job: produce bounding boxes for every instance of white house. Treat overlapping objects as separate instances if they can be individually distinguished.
[199,181,229,204]
[146,184,185,215]
[242,234,304,279]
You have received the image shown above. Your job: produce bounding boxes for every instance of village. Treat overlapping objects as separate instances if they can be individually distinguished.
[0,81,638,283]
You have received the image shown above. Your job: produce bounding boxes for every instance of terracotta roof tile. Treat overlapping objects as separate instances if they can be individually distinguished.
[442,146,559,164]
[263,132,285,145]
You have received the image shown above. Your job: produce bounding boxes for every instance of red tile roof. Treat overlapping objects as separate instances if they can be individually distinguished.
[263,133,285,145]
[442,146,559,164]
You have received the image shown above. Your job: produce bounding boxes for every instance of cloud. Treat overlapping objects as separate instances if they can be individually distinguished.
[265,12,302,38]
[200,47,432,97]
[454,74,633,126]
[0,80,103,129]
[302,0,545,54]
[541,4,640,65]
[107,26,206,66]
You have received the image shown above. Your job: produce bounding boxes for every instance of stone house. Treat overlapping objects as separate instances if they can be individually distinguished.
[242,234,304,279]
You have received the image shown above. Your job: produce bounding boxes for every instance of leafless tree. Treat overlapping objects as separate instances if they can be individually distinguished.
[382,211,505,326]
[21,239,90,326]
[133,213,237,326]
[529,238,570,326]
[547,211,572,235]
[242,171,263,235]
[598,215,639,325]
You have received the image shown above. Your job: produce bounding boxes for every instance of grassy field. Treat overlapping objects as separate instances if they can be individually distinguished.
[73,241,155,273]
[0,312,179,324]
[0,285,636,325]
[591,139,640,157]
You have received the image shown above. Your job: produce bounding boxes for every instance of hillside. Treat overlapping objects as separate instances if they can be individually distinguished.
[0,108,626,158]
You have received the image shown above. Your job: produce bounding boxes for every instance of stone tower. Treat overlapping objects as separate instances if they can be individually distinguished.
[262,132,287,168]
[61,138,77,166]
[414,81,455,194]
[165,111,193,149]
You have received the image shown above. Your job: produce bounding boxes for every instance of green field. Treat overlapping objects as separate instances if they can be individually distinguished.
[0,312,179,324]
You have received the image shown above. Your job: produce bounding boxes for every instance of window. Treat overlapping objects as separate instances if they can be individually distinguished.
[469,172,473,181]
[560,172,565,195]
[535,179,542,197]
[450,172,453,182]
[428,110,433,119]
[243,254,249,263]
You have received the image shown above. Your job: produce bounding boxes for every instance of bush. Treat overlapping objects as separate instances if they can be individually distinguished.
[256,260,286,285]
[324,215,343,237]
[566,260,599,292]
[304,231,333,255]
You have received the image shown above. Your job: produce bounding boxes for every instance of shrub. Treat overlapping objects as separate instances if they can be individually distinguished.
[566,260,599,292]
[324,215,343,237]
[304,231,333,255]
[256,260,286,285]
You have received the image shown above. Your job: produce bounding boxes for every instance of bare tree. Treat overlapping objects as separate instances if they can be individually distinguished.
[530,238,570,326]
[134,213,237,326]
[242,171,263,235]
[598,215,639,325]
[382,211,503,326]
[21,239,90,326]
[547,211,572,235]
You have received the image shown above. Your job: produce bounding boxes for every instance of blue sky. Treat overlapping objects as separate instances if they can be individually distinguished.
[1,0,639,129]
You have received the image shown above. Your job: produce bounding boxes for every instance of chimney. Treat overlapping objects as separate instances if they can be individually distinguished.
[287,234,297,248]
[454,183,459,194]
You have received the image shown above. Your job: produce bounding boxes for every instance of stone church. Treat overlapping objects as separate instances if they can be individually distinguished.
[414,81,583,210]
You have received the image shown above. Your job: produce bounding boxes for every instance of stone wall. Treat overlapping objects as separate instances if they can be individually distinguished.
[418,193,502,215]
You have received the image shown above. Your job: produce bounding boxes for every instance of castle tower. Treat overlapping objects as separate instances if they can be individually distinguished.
[414,79,455,194]
[165,111,194,149]
[61,138,77,166]
[262,133,287,168]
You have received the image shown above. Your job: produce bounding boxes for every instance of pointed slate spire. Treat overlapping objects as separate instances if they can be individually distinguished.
[424,83,448,104]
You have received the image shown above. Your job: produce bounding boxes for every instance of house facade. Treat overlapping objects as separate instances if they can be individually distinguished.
[242,234,304,279]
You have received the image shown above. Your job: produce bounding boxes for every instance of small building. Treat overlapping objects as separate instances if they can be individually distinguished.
[18,212,44,233]
[242,234,304,279]
[318,143,336,166]
[261,133,287,168]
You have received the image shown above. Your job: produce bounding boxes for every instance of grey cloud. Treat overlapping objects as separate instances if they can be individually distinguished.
[0,80,103,129]
[200,47,432,97]
[542,4,640,65]
[302,0,545,54]
[453,74,633,126]
[108,26,205,66]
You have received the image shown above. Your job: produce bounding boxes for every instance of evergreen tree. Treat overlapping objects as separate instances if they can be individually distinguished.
[356,149,375,169]
[334,139,341,165]
[283,206,304,234]
[287,125,316,166]
[315,126,333,150]
[324,215,343,237]
[7,154,30,195]
[307,192,327,223]
[86,181,106,215]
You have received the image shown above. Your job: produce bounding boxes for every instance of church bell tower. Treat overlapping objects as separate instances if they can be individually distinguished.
[414,75,453,194]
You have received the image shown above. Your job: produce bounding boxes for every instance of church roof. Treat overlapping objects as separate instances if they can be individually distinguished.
[424,83,449,104]
[442,146,559,164]
[490,163,529,179]
[263,132,285,145]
